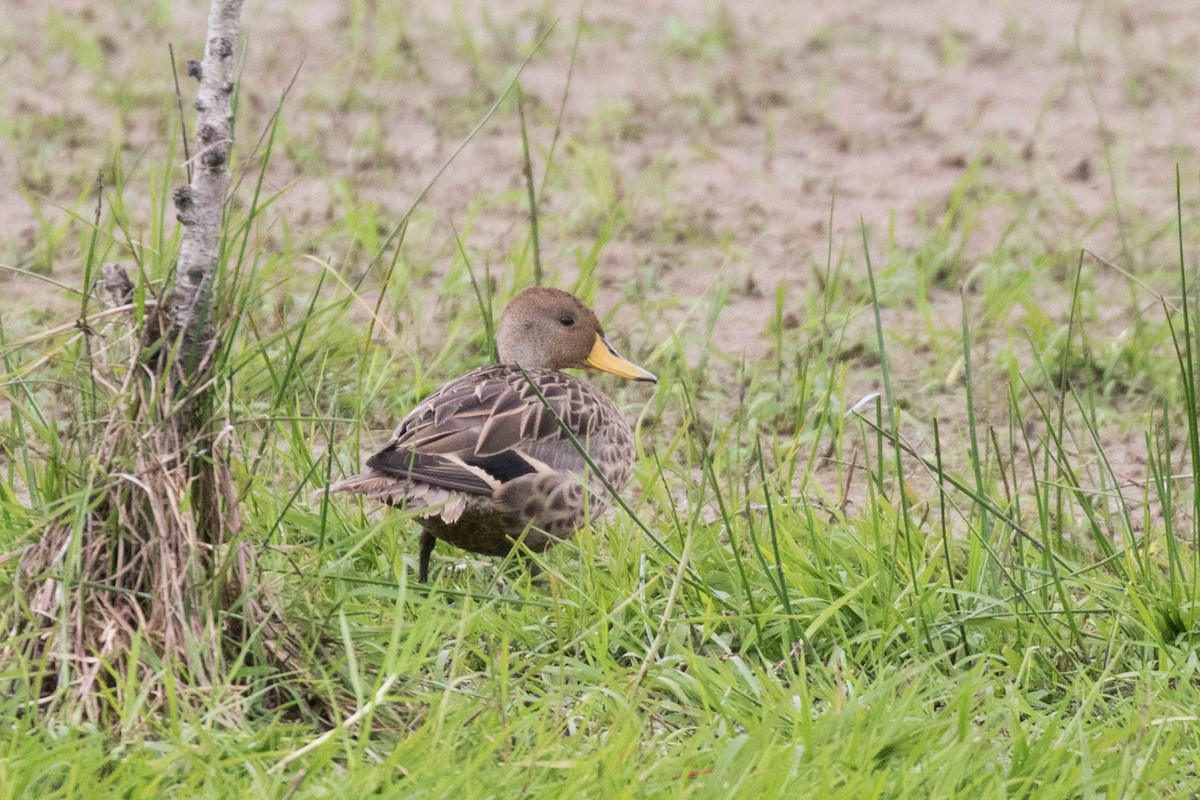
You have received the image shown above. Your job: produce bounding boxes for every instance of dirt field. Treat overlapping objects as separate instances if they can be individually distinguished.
[3,0,1199,482]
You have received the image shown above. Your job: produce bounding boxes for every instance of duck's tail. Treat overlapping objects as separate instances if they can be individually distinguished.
[326,471,396,497]
[320,471,468,524]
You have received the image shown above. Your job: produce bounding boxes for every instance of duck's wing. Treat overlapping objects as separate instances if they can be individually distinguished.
[364,366,608,496]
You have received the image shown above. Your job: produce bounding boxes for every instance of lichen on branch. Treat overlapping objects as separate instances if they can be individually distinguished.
[171,0,245,367]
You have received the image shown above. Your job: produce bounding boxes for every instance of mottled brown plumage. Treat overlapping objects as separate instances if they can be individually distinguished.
[330,287,656,581]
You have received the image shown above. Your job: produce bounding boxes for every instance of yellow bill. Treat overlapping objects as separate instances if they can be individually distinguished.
[584,335,657,382]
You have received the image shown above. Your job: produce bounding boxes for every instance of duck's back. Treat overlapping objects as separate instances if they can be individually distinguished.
[348,365,634,513]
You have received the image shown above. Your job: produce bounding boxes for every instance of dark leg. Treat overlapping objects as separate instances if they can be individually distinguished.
[524,555,543,581]
[418,530,435,583]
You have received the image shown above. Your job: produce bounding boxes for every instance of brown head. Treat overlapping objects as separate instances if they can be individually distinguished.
[495,287,656,382]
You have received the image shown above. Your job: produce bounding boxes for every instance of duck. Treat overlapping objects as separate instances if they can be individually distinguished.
[330,287,657,582]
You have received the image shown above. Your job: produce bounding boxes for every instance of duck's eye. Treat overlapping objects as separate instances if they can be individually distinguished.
[559,314,575,327]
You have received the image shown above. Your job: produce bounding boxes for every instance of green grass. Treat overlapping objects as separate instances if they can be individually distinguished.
[4,3,1200,798]
[4,169,1200,795]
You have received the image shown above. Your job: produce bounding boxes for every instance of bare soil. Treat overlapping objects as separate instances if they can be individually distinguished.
[3,0,1199,497]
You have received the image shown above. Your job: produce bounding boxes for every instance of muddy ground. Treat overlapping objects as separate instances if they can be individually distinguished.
[3,0,1199,497]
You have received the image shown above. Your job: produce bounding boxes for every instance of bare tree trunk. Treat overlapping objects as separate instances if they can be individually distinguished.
[2,0,268,725]
[169,0,246,547]
[172,0,244,368]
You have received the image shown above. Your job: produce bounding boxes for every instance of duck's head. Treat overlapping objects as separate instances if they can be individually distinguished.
[495,287,657,382]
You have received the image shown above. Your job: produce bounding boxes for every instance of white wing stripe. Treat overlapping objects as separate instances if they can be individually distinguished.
[442,454,503,490]
[515,450,557,474]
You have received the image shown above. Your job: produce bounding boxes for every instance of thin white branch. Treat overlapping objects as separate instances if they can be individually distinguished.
[171,0,245,364]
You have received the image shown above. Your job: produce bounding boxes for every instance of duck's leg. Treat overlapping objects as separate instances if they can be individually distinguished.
[418,529,436,583]
[524,555,544,581]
